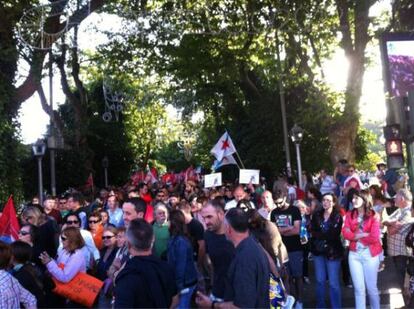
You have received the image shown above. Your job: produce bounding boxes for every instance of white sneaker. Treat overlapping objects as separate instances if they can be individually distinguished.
[282,295,295,309]
[294,301,303,309]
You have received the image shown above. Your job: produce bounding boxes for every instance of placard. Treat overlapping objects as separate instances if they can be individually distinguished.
[239,169,260,185]
[204,173,222,188]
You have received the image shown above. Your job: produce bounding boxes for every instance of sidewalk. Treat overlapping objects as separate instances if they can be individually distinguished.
[303,256,406,308]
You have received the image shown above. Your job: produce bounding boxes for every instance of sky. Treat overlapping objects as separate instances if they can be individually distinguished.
[18,3,391,144]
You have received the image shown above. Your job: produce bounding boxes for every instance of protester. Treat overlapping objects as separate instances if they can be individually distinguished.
[107,193,124,228]
[18,224,37,248]
[10,241,46,307]
[100,209,110,228]
[43,195,62,225]
[21,206,59,266]
[319,169,336,195]
[201,199,235,301]
[40,226,86,283]
[310,193,343,309]
[225,185,254,210]
[258,190,277,220]
[114,219,178,308]
[67,192,89,229]
[342,190,382,309]
[383,188,414,295]
[88,211,104,249]
[177,200,206,269]
[122,197,147,228]
[96,226,119,281]
[196,207,270,308]
[167,210,198,308]
[152,203,170,259]
[0,241,37,309]
[271,190,304,309]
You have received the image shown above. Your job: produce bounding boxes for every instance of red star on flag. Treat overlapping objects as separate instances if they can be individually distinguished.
[221,139,230,150]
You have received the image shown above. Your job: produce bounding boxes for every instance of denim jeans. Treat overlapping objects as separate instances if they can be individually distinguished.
[349,248,380,309]
[178,284,196,309]
[313,255,342,309]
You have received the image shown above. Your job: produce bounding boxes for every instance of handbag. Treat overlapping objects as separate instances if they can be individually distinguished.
[52,266,104,307]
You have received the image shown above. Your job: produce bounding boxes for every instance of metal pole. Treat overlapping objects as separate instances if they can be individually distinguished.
[37,157,44,206]
[104,167,108,188]
[296,143,303,190]
[275,33,292,177]
[49,51,56,196]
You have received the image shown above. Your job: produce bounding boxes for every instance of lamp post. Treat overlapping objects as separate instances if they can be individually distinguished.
[290,124,304,190]
[32,139,46,206]
[102,156,109,188]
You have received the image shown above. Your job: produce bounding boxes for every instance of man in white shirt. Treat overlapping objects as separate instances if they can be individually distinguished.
[319,169,336,195]
[225,186,254,210]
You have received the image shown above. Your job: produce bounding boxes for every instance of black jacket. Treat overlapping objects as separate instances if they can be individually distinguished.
[310,210,344,260]
[114,255,177,308]
[12,263,46,308]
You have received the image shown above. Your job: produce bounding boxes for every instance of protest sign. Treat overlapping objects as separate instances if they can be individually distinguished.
[53,271,103,307]
[204,173,222,188]
[239,169,260,185]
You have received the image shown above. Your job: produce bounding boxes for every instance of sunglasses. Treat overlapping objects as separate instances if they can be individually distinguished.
[24,216,34,221]
[102,235,115,240]
[18,230,30,236]
[89,220,100,224]
[66,220,79,225]
[61,235,68,241]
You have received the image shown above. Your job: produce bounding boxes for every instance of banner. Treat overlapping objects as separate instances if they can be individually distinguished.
[239,169,260,185]
[204,173,222,188]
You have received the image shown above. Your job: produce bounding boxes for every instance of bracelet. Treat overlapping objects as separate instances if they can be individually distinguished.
[211,300,217,309]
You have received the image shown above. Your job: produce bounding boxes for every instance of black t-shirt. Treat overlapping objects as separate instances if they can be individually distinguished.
[224,236,270,308]
[187,218,204,260]
[271,205,302,252]
[204,231,235,298]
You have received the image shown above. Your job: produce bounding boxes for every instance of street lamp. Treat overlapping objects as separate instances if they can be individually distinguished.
[102,156,109,188]
[32,139,46,206]
[290,124,304,190]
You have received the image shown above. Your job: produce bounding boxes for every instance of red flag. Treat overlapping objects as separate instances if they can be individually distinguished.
[85,173,94,188]
[0,196,20,242]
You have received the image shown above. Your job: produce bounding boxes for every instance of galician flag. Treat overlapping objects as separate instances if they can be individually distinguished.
[0,196,20,243]
[212,154,238,171]
[210,131,237,162]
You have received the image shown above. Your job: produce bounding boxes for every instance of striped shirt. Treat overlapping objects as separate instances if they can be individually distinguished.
[0,270,36,309]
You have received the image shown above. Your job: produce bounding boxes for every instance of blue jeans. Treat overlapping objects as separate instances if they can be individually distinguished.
[313,255,341,309]
[178,285,196,309]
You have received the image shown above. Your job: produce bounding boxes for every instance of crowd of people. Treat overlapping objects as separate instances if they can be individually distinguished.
[1,159,414,309]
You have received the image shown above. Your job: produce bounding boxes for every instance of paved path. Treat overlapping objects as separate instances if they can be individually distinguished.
[302,256,407,308]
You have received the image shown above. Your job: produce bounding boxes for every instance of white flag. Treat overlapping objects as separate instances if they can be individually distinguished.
[210,131,237,162]
[211,154,238,171]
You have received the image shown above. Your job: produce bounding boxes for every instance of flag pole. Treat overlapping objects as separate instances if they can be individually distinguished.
[234,151,245,169]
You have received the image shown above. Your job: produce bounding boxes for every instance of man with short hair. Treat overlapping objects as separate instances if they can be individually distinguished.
[225,185,254,210]
[107,194,124,227]
[43,195,62,225]
[196,207,269,308]
[201,199,235,301]
[67,192,88,229]
[271,190,304,309]
[122,197,146,228]
[319,169,336,195]
[258,190,276,220]
[383,188,414,292]
[114,219,178,308]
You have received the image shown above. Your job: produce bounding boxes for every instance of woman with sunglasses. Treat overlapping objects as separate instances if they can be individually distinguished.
[96,226,119,281]
[39,226,86,283]
[88,211,104,250]
[342,190,382,309]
